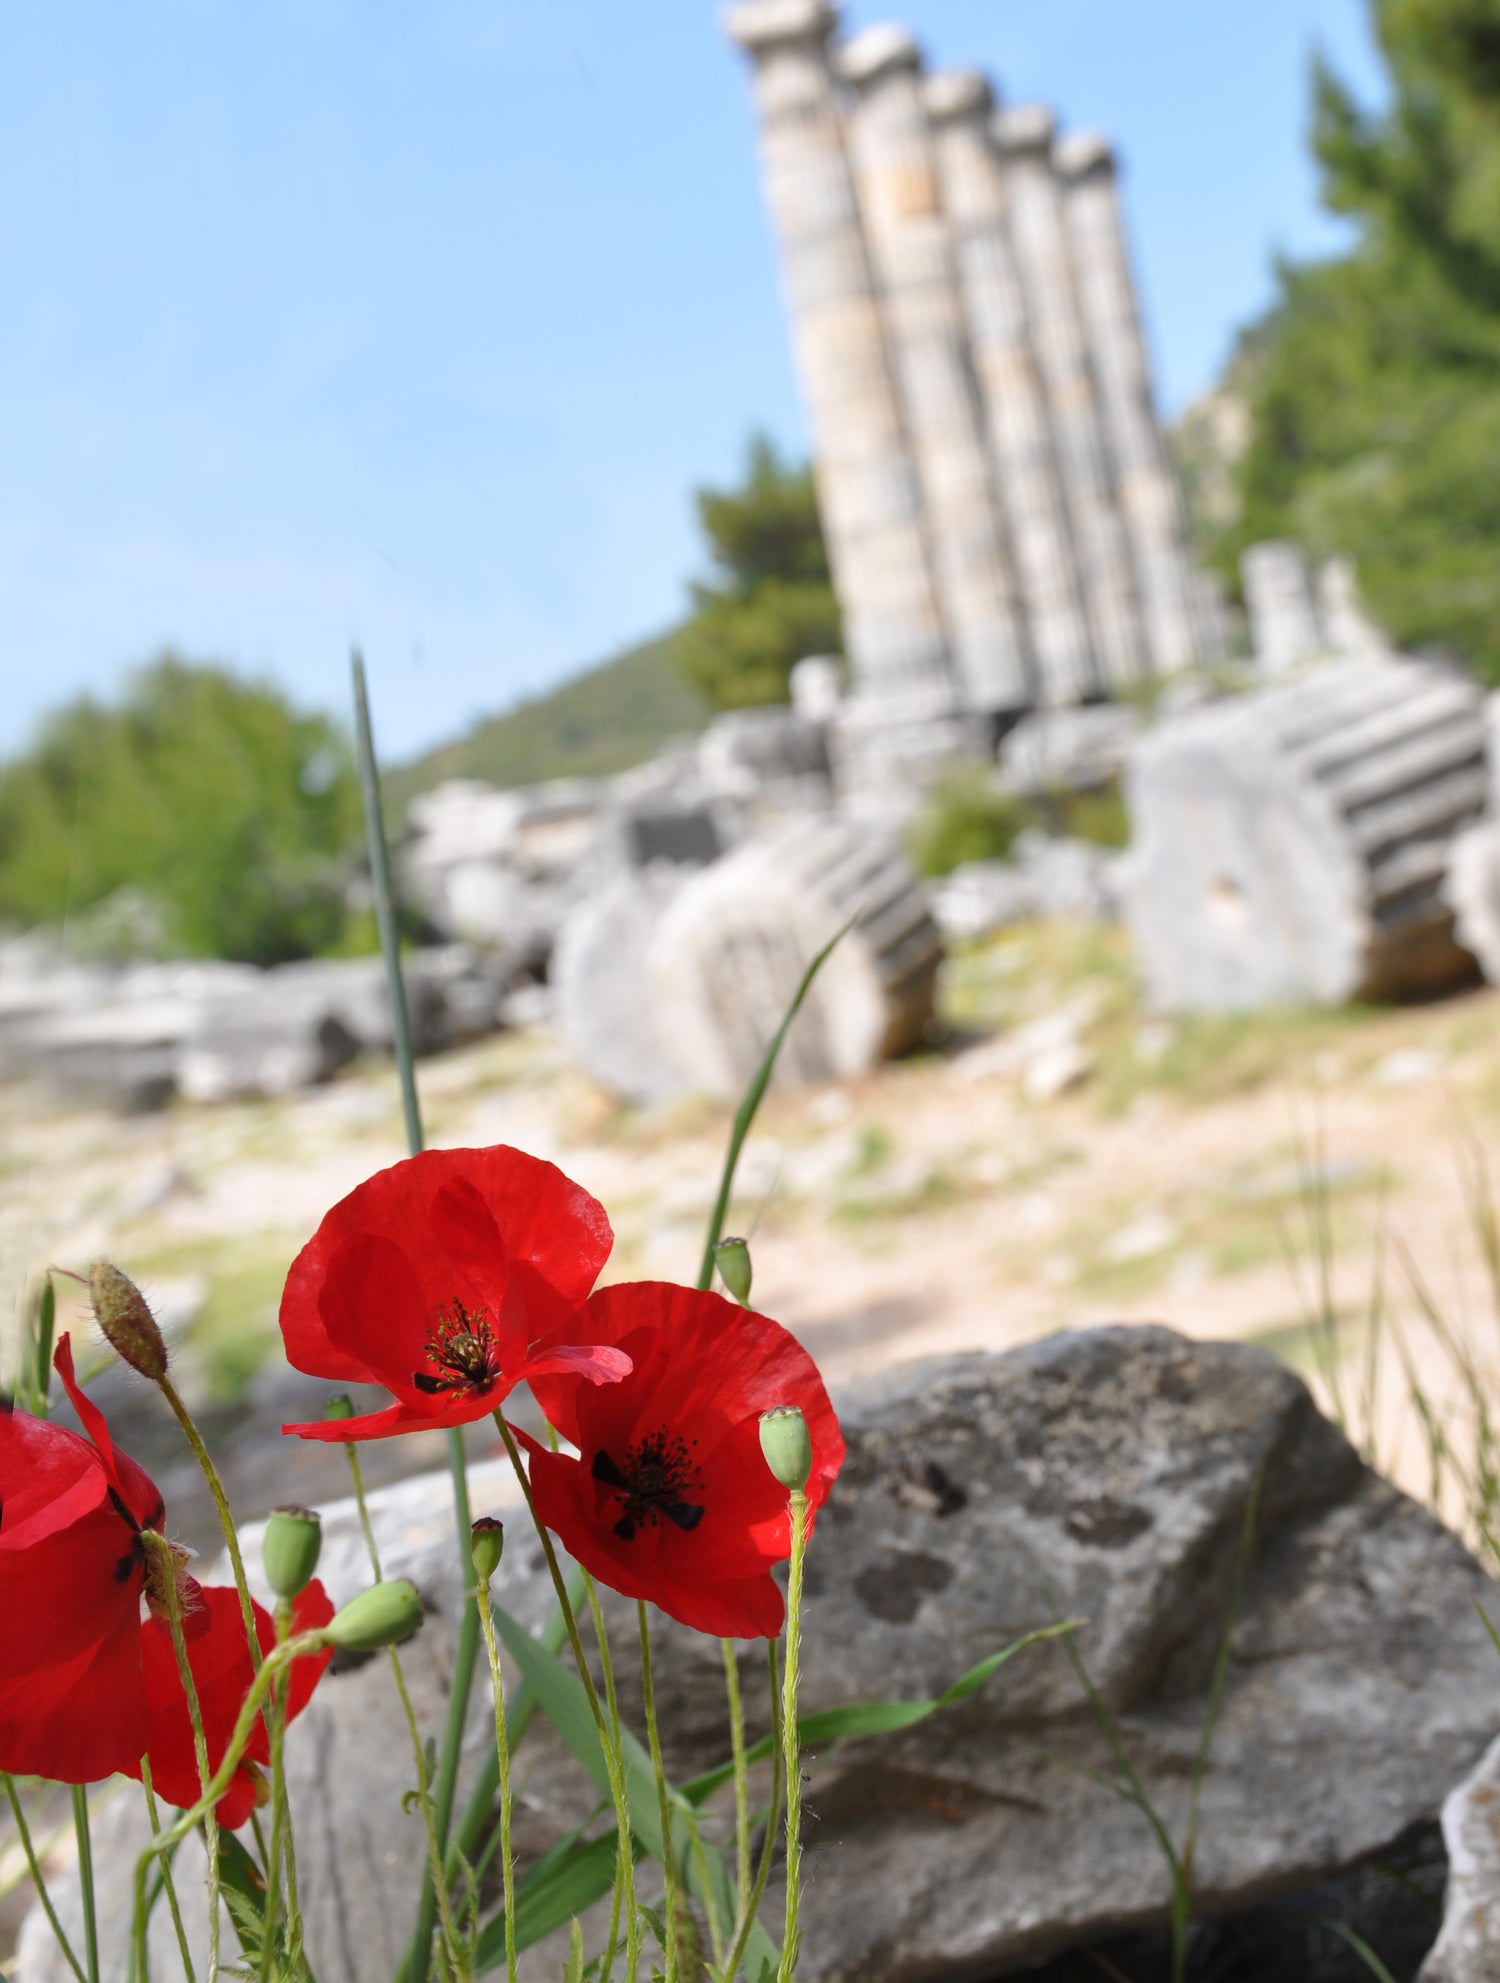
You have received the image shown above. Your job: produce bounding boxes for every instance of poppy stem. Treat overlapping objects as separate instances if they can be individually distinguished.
[582,1575,638,1983]
[473,1579,519,1983]
[154,1373,261,1677]
[139,1761,197,1983]
[493,1410,641,1983]
[339,1432,466,1982]
[2,1774,88,1983]
[636,1602,681,1983]
[133,1633,326,1983]
[148,1532,222,1983]
[257,1601,310,1983]
[717,1642,784,1983]
[720,1639,753,1927]
[69,1787,99,1983]
[776,1490,809,1983]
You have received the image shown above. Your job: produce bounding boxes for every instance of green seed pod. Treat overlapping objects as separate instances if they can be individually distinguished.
[470,1517,505,1586]
[324,1394,355,1422]
[88,1261,168,1383]
[323,1579,423,1652]
[714,1236,753,1307]
[759,1406,812,1492]
[263,1505,323,1600]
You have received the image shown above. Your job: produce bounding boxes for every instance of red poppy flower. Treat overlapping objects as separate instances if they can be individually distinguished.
[279,1146,632,1442]
[126,1583,335,1827]
[0,1337,179,1783]
[523,1283,843,1638]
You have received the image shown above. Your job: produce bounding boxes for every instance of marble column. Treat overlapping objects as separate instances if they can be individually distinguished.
[993,102,1147,692]
[926,68,1097,706]
[1055,131,1200,677]
[838,25,1032,716]
[723,0,953,708]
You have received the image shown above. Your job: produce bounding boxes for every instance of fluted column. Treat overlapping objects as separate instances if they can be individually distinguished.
[926,69,1097,706]
[838,25,1032,716]
[1055,132,1200,677]
[723,0,953,707]
[993,102,1146,692]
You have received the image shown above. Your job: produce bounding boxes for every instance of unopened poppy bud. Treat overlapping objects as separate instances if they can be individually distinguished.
[88,1261,169,1382]
[323,1579,423,1651]
[470,1517,505,1586]
[324,1394,355,1422]
[263,1505,322,1600]
[715,1236,753,1306]
[759,1406,812,1492]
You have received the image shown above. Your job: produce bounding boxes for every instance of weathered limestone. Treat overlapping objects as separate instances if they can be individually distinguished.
[926,69,1098,706]
[27,1328,1500,1983]
[647,816,941,1097]
[1318,552,1389,657]
[1056,130,1200,678]
[724,0,952,705]
[1241,539,1324,673]
[553,869,691,1107]
[839,27,1031,715]
[1420,1733,1500,1982]
[994,102,1147,691]
[1122,654,1489,1010]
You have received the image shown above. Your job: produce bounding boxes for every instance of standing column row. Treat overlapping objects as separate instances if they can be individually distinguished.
[723,0,953,708]
[926,68,1098,705]
[1055,132,1201,679]
[839,26,1032,717]
[995,101,1148,692]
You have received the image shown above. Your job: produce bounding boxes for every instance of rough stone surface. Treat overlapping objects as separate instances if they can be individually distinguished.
[997,702,1143,797]
[1121,654,1489,1010]
[22,1327,1500,1983]
[1242,540,1324,673]
[1421,1733,1500,1981]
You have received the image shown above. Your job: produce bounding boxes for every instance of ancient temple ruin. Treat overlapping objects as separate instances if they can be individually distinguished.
[723,0,1221,734]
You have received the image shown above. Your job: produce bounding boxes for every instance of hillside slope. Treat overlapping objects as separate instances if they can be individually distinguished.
[387,628,710,807]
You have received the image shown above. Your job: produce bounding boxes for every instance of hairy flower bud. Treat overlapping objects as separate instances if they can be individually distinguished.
[470,1517,505,1586]
[323,1394,355,1423]
[88,1261,169,1383]
[323,1579,423,1652]
[263,1505,322,1600]
[714,1236,753,1306]
[759,1406,812,1492]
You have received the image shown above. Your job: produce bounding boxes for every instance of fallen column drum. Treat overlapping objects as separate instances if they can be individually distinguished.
[1121,655,1488,1010]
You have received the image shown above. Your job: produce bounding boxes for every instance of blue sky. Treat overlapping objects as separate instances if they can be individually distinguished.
[0,1,1384,766]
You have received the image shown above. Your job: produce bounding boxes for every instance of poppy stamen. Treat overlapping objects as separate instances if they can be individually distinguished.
[413,1301,504,1398]
[592,1431,704,1543]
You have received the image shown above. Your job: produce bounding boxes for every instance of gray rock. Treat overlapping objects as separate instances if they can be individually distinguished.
[21,1328,1499,1983]
[1242,539,1324,673]
[930,857,1037,938]
[1421,1731,1500,1981]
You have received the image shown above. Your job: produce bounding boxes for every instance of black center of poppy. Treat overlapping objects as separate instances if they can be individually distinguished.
[413,1301,503,1398]
[592,1431,704,1543]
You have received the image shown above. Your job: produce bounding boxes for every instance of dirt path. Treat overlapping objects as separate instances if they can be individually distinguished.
[6,924,1500,1542]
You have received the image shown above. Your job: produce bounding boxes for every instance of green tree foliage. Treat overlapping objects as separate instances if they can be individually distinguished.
[1222,0,1500,679]
[0,656,364,963]
[673,433,843,708]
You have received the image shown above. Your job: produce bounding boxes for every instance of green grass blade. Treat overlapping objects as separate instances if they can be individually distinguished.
[695,918,854,1292]
[1318,1919,1399,1983]
[681,1622,1079,1804]
[489,1600,777,1978]
[31,1275,56,1415]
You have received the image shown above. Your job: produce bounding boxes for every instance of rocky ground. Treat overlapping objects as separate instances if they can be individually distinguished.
[5,920,1500,1555]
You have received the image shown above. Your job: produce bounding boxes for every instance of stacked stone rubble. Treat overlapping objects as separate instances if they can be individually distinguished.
[725,2,1213,723]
